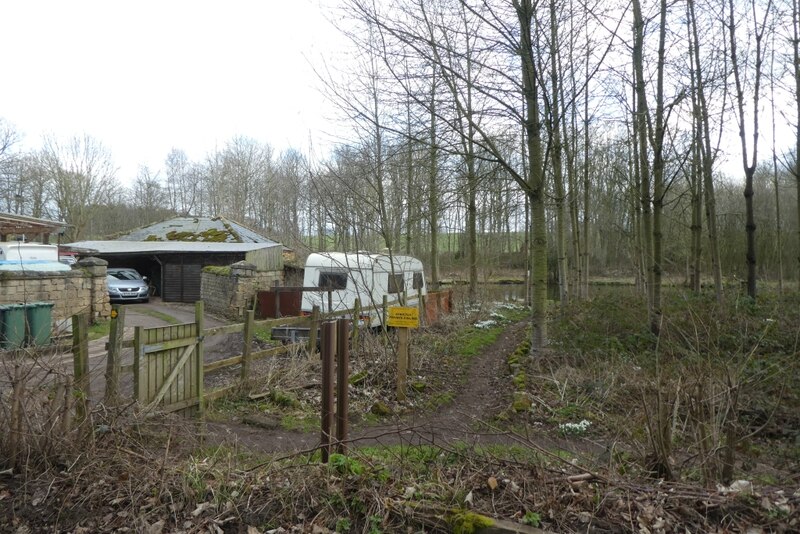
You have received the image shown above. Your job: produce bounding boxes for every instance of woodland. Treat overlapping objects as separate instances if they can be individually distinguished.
[2,1,799,337]
[2,1,800,531]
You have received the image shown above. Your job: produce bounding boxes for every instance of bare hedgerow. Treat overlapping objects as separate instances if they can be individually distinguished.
[0,346,85,474]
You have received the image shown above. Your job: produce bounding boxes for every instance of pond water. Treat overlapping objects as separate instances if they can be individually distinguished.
[444,282,637,307]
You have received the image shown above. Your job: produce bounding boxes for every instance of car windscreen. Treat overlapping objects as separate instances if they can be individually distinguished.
[109,271,142,280]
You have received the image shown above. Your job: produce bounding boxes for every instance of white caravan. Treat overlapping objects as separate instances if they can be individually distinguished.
[0,243,71,272]
[301,252,426,327]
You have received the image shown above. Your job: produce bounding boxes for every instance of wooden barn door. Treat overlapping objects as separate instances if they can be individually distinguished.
[163,259,202,302]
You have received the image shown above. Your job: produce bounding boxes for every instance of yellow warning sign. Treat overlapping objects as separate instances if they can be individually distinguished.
[387,306,420,328]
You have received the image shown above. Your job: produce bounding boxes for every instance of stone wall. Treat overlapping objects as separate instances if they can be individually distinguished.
[201,261,283,319]
[0,257,111,322]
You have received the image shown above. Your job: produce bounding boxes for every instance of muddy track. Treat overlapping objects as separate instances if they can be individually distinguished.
[202,321,545,455]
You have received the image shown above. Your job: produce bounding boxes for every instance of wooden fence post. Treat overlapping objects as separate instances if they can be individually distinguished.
[9,364,22,469]
[133,326,144,403]
[351,298,361,354]
[382,294,388,332]
[105,304,125,405]
[308,305,320,354]
[241,309,254,383]
[320,321,336,462]
[59,377,72,436]
[336,318,350,454]
[417,288,425,327]
[71,313,90,423]
[396,326,409,401]
[195,301,205,417]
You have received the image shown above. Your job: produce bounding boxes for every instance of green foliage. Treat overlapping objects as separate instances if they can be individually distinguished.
[203,265,232,276]
[280,414,319,432]
[546,287,800,485]
[423,392,454,411]
[448,509,494,534]
[522,511,541,527]
[454,326,502,357]
[550,292,655,356]
[253,325,271,342]
[512,371,526,390]
[335,518,351,532]
[88,319,110,340]
[411,380,427,392]
[329,453,365,476]
[166,228,233,242]
[349,370,368,385]
[268,389,298,408]
[370,401,393,416]
[367,514,383,534]
[511,391,532,412]
[358,444,460,473]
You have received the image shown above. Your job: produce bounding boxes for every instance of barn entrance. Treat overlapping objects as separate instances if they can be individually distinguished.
[162,258,202,302]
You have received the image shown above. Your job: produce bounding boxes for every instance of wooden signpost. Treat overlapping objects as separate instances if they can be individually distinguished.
[387,306,419,401]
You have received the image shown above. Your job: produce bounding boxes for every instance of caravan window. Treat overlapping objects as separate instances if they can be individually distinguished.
[388,273,404,294]
[412,272,424,290]
[318,271,347,290]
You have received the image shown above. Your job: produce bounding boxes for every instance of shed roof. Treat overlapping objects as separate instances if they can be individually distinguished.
[64,240,280,255]
[0,212,70,237]
[116,216,279,245]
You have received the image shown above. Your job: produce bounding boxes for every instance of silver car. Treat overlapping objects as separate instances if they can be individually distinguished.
[107,268,150,303]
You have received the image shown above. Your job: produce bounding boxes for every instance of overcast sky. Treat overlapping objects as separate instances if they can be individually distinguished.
[0,0,343,185]
[0,0,789,189]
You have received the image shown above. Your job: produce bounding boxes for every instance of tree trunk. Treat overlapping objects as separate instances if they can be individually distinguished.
[550,0,569,306]
[688,0,723,303]
[429,72,440,290]
[794,0,800,284]
[651,0,668,335]
[516,0,548,350]
[728,0,766,300]
[632,0,654,321]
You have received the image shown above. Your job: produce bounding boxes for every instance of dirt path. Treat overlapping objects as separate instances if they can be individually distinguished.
[203,321,554,455]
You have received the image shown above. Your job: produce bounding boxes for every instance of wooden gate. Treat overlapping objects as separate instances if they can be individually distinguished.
[133,302,205,414]
[163,261,202,302]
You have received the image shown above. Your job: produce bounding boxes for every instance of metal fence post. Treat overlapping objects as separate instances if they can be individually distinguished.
[336,318,350,454]
[320,321,336,462]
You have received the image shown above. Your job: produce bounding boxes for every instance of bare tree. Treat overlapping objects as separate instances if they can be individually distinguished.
[131,165,166,213]
[0,119,22,214]
[39,134,119,240]
[793,0,800,282]
[164,148,198,215]
[728,0,773,299]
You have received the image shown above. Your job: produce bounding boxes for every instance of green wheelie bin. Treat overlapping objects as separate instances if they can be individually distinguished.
[0,304,27,350]
[26,302,54,346]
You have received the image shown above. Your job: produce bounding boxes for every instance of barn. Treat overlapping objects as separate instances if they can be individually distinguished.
[66,217,284,303]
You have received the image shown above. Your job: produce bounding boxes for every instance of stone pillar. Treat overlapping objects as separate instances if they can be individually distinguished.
[231,261,257,317]
[75,257,110,320]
